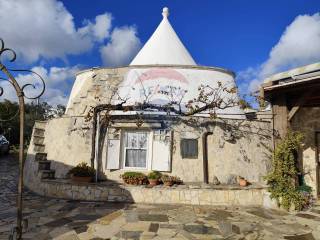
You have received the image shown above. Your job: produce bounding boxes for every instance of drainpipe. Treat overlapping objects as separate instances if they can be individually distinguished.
[94,114,100,183]
[202,131,213,184]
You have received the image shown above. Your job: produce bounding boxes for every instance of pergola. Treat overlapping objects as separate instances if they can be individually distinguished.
[261,66,320,140]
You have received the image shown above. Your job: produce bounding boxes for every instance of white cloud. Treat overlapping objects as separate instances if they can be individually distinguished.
[0,0,112,63]
[261,13,320,78]
[237,66,261,94]
[100,26,141,66]
[79,13,112,42]
[238,13,320,93]
[0,65,80,106]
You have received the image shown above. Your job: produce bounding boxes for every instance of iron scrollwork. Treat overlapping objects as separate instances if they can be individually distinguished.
[0,38,46,101]
[0,38,46,240]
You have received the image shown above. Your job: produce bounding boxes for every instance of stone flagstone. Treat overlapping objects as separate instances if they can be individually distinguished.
[1,155,320,240]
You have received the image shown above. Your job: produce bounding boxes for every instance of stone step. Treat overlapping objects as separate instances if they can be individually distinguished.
[34,143,45,153]
[35,153,47,161]
[33,134,45,138]
[34,121,47,129]
[34,128,45,137]
[33,135,44,145]
[38,160,51,171]
[39,169,55,179]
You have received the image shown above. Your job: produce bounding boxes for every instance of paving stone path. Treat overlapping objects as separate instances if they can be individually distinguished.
[1,154,320,240]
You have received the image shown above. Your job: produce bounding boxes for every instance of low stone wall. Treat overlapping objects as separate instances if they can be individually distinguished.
[28,179,276,208]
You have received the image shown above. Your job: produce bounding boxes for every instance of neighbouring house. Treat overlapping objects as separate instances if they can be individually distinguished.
[24,8,273,204]
[261,62,320,196]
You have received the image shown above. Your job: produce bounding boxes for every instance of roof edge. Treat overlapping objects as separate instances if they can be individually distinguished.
[75,64,235,78]
[263,62,320,83]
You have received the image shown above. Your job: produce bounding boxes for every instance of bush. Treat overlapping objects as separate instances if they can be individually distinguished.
[147,171,162,180]
[68,162,95,177]
[120,172,147,185]
[264,131,311,210]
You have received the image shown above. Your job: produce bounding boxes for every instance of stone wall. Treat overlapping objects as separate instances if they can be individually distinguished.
[65,67,128,116]
[28,179,276,208]
[291,107,320,194]
[207,120,272,184]
[65,65,238,117]
[102,119,272,184]
[24,120,276,208]
[44,117,92,178]
[34,116,272,184]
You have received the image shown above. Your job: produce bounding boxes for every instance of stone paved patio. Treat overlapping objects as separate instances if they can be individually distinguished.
[1,154,320,240]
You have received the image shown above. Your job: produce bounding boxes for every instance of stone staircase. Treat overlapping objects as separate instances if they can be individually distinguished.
[32,121,55,180]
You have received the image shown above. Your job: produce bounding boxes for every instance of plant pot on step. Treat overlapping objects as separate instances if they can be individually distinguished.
[147,171,162,186]
[68,162,95,183]
[148,179,158,186]
[239,178,248,187]
[71,175,92,183]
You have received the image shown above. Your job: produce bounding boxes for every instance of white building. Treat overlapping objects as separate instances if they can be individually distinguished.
[25,8,272,189]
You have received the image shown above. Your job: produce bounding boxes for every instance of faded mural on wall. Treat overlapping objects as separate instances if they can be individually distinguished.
[116,67,245,119]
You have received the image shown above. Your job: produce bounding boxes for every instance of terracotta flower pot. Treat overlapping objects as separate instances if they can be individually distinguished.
[239,178,248,187]
[72,175,92,183]
[148,179,158,186]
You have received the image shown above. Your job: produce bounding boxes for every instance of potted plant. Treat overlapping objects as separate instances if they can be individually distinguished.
[171,176,182,185]
[161,174,175,186]
[147,171,162,186]
[238,176,248,187]
[68,162,95,183]
[120,172,148,185]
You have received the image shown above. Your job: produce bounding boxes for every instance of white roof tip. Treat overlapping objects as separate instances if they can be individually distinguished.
[162,7,169,18]
[130,7,196,66]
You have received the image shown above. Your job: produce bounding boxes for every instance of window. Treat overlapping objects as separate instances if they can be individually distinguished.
[124,132,148,168]
[180,139,198,158]
[153,129,171,142]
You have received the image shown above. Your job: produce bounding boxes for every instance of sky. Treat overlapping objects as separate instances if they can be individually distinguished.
[0,0,319,106]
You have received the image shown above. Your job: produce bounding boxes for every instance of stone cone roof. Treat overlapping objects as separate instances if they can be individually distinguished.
[130,7,196,66]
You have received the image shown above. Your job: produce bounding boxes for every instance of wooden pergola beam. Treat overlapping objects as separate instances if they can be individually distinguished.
[288,105,301,122]
[288,90,316,122]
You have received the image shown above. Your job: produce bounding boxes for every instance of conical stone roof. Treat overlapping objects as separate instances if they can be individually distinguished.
[130,7,196,66]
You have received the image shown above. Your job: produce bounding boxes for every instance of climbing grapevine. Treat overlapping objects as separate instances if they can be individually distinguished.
[265,131,309,210]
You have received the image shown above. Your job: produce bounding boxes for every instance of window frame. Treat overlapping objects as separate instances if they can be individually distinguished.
[122,130,150,170]
[180,138,198,159]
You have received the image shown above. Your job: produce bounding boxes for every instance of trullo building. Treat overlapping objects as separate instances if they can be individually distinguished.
[24,8,272,198]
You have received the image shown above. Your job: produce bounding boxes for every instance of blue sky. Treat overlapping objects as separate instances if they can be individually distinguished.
[0,0,320,105]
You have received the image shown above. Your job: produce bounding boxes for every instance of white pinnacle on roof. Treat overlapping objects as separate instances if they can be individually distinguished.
[130,7,196,66]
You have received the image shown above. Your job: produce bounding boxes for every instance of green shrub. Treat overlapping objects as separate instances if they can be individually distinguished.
[68,162,95,177]
[264,131,311,210]
[121,171,146,178]
[147,171,162,180]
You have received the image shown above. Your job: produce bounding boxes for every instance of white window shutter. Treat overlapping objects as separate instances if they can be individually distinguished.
[152,131,172,172]
[106,139,121,169]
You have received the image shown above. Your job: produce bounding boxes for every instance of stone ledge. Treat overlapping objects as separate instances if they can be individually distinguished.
[28,178,275,208]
